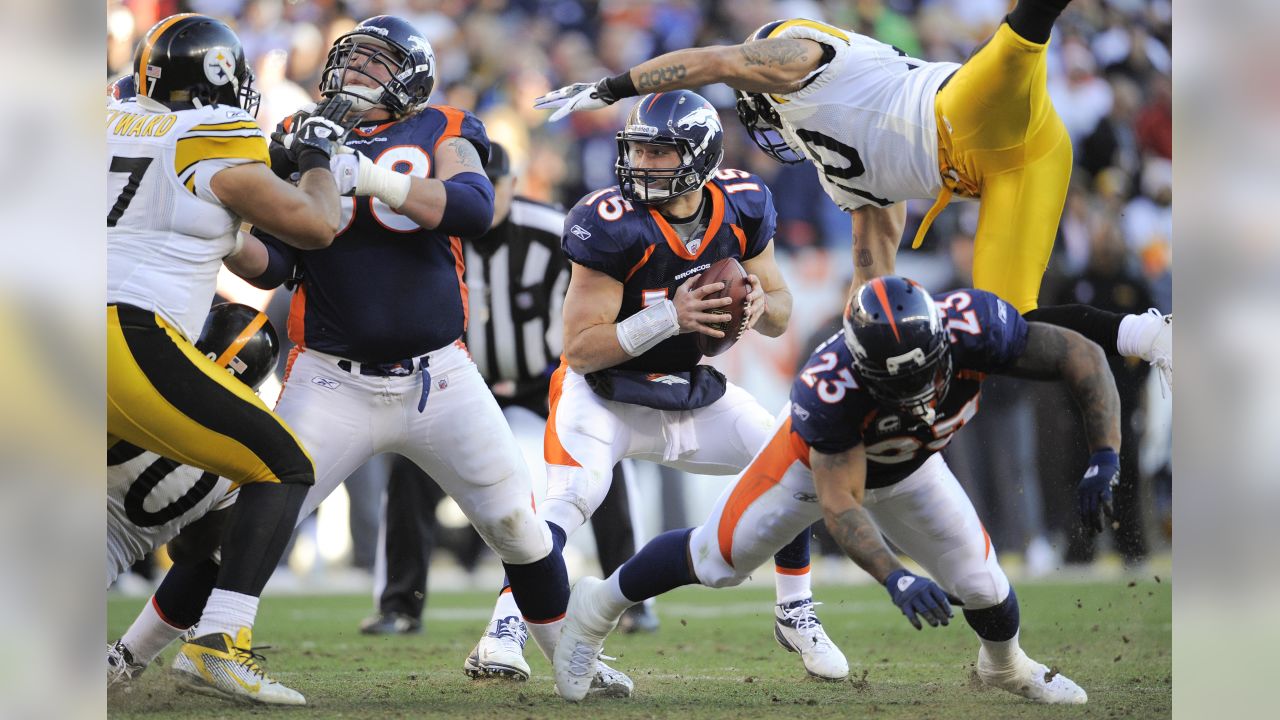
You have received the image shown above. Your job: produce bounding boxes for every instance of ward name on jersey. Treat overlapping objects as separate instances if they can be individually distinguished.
[791,289,1027,487]
[762,20,959,211]
[107,442,235,587]
[107,98,269,341]
[250,106,490,362]
[562,169,775,373]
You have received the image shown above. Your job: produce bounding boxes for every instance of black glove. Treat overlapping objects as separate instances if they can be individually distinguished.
[270,95,357,171]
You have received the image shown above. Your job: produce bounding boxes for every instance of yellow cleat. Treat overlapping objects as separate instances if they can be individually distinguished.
[171,628,305,706]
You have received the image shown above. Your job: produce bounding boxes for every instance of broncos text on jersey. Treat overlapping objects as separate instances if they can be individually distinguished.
[562,169,776,373]
[790,289,1027,488]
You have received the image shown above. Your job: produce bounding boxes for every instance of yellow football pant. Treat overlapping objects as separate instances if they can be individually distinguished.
[929,23,1073,313]
[107,304,313,489]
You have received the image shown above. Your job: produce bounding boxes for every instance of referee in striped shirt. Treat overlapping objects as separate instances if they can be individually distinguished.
[363,143,657,635]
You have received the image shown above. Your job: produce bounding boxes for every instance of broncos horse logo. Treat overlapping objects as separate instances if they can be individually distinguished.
[676,106,722,155]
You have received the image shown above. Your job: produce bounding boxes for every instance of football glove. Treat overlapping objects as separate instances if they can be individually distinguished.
[1077,448,1120,533]
[884,569,960,631]
[535,79,618,122]
[271,95,356,161]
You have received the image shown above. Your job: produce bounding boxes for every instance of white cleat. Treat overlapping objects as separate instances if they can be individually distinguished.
[774,598,849,680]
[463,615,531,681]
[553,576,622,702]
[171,629,306,706]
[588,655,634,698]
[107,640,147,688]
[977,647,1087,705]
[1137,309,1172,395]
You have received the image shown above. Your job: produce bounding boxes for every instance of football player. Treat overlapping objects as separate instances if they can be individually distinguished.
[534,1,1173,393]
[470,89,848,689]
[107,304,278,686]
[107,13,353,705]
[221,13,590,691]
[553,277,1115,704]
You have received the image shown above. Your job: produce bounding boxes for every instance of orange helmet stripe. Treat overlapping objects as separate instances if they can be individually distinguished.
[214,310,269,369]
[137,13,198,98]
[869,277,901,342]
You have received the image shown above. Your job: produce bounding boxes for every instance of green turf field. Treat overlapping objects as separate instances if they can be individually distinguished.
[108,579,1170,719]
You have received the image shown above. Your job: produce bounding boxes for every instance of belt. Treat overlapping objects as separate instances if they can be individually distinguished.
[336,356,433,412]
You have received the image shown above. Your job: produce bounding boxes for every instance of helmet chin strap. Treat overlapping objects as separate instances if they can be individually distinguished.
[341,84,383,113]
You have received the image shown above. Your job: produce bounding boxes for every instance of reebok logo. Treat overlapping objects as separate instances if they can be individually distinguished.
[312,376,341,389]
[1084,466,1099,478]
[896,576,916,592]
[570,224,592,240]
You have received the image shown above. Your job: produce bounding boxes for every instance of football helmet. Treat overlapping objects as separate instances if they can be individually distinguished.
[108,74,136,101]
[615,90,724,204]
[132,14,259,117]
[195,303,280,391]
[320,15,435,116]
[734,22,806,164]
[843,277,952,424]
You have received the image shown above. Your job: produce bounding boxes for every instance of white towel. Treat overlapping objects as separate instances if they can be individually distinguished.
[660,409,699,462]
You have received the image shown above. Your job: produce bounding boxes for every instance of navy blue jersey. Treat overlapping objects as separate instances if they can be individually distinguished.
[563,169,777,373]
[790,289,1027,488]
[252,106,491,363]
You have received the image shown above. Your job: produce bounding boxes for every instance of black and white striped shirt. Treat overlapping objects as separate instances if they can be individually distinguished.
[463,197,569,400]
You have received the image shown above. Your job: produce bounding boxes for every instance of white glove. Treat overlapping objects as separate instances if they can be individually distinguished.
[534,79,615,122]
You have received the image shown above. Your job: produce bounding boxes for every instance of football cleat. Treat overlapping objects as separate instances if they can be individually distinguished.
[554,576,622,701]
[588,655,634,698]
[463,615,530,681]
[774,598,849,680]
[107,640,147,688]
[359,611,422,635]
[171,628,305,705]
[977,647,1088,704]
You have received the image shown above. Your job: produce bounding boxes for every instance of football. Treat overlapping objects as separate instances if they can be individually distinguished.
[694,257,750,357]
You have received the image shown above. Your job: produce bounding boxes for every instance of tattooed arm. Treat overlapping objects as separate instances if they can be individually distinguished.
[622,38,828,95]
[1004,323,1122,452]
[850,203,906,287]
[810,443,903,583]
[395,136,494,234]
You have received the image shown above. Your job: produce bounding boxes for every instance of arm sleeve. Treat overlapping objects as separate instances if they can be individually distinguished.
[439,171,495,238]
[242,227,299,290]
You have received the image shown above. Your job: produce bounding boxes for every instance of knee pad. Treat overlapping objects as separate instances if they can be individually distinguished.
[688,527,750,589]
[951,564,1012,610]
[472,506,552,565]
[544,464,611,522]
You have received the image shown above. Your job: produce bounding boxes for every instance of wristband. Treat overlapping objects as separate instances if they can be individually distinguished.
[297,147,330,175]
[603,71,639,101]
[356,156,412,209]
[616,299,680,356]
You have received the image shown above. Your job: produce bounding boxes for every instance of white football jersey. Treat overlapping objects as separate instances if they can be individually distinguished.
[107,444,235,588]
[763,20,960,210]
[106,99,268,341]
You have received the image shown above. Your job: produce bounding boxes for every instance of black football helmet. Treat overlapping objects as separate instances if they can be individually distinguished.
[108,74,136,101]
[843,277,952,424]
[196,303,280,391]
[616,90,724,204]
[320,15,436,116]
[734,22,806,164]
[132,14,259,117]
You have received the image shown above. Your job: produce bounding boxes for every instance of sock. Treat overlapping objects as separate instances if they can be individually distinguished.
[487,587,522,627]
[503,521,570,623]
[1116,311,1160,359]
[524,617,564,662]
[194,588,259,638]
[1005,0,1072,44]
[617,528,697,602]
[772,530,813,604]
[965,589,1022,667]
[153,557,219,629]
[1023,305,1124,357]
[120,597,187,665]
[215,482,309,595]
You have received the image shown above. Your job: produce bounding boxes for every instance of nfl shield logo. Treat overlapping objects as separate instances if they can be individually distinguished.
[437,377,448,390]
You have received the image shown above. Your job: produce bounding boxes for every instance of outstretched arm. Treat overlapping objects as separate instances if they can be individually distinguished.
[1004,322,1121,452]
[810,444,900,583]
[535,39,827,120]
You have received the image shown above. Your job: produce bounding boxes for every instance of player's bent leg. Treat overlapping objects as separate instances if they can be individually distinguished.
[865,457,1085,704]
[111,557,221,688]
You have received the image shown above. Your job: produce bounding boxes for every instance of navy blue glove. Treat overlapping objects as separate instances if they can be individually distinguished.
[1078,448,1120,533]
[884,569,960,630]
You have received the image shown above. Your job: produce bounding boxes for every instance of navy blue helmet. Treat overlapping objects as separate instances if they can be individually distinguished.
[733,22,806,164]
[616,90,724,204]
[108,74,136,101]
[843,277,952,424]
[133,14,259,117]
[196,303,280,392]
[321,15,436,116]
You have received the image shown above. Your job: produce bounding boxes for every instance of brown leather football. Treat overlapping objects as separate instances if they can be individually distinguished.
[694,257,750,357]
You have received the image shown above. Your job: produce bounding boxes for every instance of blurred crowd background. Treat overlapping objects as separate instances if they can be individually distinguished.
[106,0,1173,590]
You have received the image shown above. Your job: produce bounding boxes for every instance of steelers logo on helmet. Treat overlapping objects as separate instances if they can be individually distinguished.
[134,14,260,116]
[195,303,281,392]
[842,277,952,425]
[320,15,436,116]
[615,90,724,204]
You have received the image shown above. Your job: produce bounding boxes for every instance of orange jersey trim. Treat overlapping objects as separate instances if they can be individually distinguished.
[625,244,658,282]
[648,182,726,261]
[287,283,308,349]
[449,236,468,330]
[432,106,466,154]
